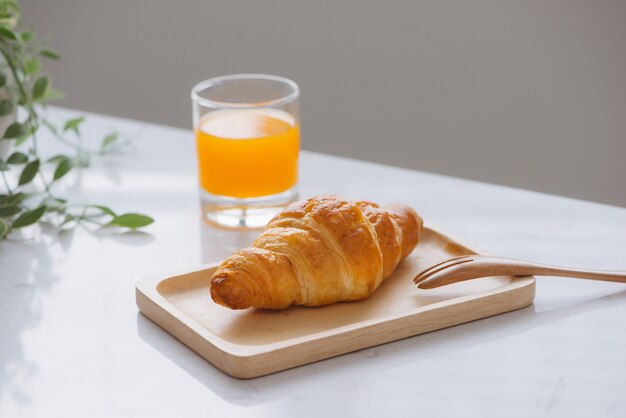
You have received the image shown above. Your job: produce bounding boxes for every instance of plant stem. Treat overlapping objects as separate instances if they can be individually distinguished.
[28,119,54,197]
[0,19,153,240]
[37,171,52,196]
[1,168,12,194]
[0,43,54,197]
[0,39,39,153]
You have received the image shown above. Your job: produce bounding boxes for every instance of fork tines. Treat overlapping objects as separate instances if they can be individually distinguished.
[413,255,474,285]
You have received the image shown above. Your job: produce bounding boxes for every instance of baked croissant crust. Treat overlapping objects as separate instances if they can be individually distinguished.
[210,195,423,309]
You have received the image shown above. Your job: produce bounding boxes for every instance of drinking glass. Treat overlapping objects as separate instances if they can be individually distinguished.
[191,74,300,228]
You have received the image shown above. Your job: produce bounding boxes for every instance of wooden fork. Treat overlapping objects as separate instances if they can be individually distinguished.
[413,255,626,289]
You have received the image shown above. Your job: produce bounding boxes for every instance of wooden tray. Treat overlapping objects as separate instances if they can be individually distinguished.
[136,226,535,378]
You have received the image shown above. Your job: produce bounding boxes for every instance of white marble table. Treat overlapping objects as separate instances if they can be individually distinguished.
[1,108,625,417]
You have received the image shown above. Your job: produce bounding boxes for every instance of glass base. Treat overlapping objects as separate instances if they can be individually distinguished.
[199,186,298,229]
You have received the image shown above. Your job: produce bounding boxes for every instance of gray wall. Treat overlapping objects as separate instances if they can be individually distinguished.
[22,0,626,207]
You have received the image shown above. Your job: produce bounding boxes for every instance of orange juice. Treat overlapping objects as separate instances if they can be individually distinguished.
[195,109,299,198]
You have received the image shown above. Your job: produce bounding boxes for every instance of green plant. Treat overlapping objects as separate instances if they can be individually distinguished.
[0,0,153,239]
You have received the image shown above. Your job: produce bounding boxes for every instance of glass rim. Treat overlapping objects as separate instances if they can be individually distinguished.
[191,74,299,109]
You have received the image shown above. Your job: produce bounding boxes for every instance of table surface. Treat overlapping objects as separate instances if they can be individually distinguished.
[1,108,625,417]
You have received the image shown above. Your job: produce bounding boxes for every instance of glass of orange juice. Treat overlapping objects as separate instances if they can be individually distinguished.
[191,74,300,228]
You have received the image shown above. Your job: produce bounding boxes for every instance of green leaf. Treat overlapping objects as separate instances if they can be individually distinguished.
[45,197,67,205]
[110,213,154,229]
[24,57,40,76]
[42,197,67,209]
[53,157,72,180]
[101,132,119,150]
[90,205,116,217]
[15,132,31,146]
[63,116,84,134]
[60,214,75,226]
[0,71,6,88]
[39,89,64,102]
[0,193,28,207]
[0,206,21,217]
[0,27,17,41]
[0,218,7,238]
[11,205,46,229]
[18,159,39,185]
[32,75,49,101]
[0,160,8,171]
[0,17,18,30]
[0,99,13,116]
[7,151,27,164]
[39,48,60,60]
[74,152,90,167]
[43,205,65,215]
[20,30,33,43]
[4,122,27,138]
[47,154,68,164]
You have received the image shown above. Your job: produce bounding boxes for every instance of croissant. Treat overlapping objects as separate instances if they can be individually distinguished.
[210,195,423,309]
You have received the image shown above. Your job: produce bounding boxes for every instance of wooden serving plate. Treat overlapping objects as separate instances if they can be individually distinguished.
[136,226,535,378]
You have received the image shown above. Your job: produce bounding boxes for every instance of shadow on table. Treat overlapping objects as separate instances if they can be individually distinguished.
[92,227,156,246]
[136,289,626,407]
[0,220,154,408]
[0,234,67,406]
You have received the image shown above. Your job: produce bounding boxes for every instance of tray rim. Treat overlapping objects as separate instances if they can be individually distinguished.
[136,224,536,377]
